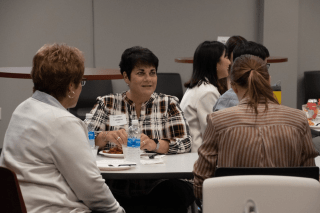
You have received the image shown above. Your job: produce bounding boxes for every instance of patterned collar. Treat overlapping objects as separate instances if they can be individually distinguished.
[122,91,157,107]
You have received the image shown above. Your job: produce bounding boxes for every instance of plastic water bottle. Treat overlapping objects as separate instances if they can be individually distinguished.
[84,113,95,148]
[126,120,141,164]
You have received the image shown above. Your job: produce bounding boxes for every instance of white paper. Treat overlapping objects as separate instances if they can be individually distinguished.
[110,115,127,126]
[217,36,230,44]
[140,158,164,165]
[140,155,166,165]
[96,159,136,166]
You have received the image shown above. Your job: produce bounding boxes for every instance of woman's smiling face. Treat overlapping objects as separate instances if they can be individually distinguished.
[216,50,230,79]
[124,65,157,98]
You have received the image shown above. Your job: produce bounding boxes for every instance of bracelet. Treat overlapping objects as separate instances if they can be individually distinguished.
[152,139,160,152]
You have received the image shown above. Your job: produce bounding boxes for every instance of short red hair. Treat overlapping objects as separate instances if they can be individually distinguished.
[31,43,85,100]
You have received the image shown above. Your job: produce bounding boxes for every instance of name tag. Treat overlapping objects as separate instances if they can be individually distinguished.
[110,115,127,126]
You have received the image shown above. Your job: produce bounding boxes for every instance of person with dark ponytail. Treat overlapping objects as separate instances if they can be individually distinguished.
[212,40,272,112]
[180,41,230,152]
[193,54,318,200]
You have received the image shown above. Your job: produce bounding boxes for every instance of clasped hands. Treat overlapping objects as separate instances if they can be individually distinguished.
[96,129,157,151]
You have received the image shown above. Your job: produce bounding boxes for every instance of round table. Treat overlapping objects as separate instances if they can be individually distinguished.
[97,153,198,180]
[0,67,123,80]
[175,56,288,64]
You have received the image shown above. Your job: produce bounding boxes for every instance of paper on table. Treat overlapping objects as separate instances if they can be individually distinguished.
[140,155,166,165]
[97,159,136,167]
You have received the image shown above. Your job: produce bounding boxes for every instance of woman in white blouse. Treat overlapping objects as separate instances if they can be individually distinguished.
[0,44,124,213]
[180,41,230,153]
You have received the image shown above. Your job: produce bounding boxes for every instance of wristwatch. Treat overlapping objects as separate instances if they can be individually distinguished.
[152,139,160,152]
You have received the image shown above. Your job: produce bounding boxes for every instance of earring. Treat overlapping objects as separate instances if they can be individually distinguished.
[127,84,129,86]
[68,91,75,99]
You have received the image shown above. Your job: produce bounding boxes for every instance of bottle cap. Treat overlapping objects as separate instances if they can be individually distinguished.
[132,120,139,125]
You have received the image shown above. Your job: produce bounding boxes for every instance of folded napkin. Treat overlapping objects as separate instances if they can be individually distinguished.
[140,155,166,165]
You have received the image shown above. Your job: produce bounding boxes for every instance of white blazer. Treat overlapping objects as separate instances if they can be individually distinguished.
[0,91,123,213]
[180,83,220,153]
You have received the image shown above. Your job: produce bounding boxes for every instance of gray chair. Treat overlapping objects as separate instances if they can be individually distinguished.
[203,175,320,213]
[69,80,113,120]
[155,73,183,102]
[304,71,320,103]
[214,167,319,181]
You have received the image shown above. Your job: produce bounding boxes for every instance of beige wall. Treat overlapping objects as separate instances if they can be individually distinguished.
[1,0,320,147]
[93,0,259,93]
[262,0,299,107]
[297,1,320,108]
[0,0,94,147]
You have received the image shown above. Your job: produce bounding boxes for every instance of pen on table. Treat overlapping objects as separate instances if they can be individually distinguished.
[108,164,136,167]
[149,153,158,159]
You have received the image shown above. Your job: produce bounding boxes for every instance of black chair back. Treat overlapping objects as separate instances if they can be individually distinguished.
[215,167,319,181]
[304,71,320,103]
[69,80,113,120]
[155,73,183,102]
[0,167,27,213]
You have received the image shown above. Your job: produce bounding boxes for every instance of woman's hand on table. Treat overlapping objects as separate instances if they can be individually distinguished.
[140,133,170,153]
[95,129,127,149]
[140,133,157,151]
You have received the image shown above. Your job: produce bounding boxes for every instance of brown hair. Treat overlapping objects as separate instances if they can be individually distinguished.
[231,54,278,114]
[225,35,247,61]
[31,43,85,101]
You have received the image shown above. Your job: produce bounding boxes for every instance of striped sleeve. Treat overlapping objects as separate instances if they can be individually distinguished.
[193,113,218,199]
[300,120,317,166]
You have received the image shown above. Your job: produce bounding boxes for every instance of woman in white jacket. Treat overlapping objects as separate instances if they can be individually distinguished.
[0,44,124,213]
[180,41,230,153]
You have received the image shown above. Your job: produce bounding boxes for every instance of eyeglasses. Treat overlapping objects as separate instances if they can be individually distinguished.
[266,63,270,69]
[81,78,86,86]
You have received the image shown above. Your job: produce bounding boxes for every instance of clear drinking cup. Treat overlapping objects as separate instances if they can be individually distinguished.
[91,146,99,159]
[122,144,128,159]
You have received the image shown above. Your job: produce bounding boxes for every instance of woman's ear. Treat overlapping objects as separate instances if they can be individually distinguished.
[123,72,130,85]
[68,82,75,92]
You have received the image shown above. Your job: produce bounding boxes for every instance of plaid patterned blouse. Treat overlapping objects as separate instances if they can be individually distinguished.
[89,91,192,197]
[89,91,192,153]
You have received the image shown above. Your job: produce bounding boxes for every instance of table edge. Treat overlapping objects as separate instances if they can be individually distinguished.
[101,172,194,180]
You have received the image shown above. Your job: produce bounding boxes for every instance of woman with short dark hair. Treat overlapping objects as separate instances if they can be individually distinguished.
[88,46,194,213]
[0,43,124,213]
[180,41,230,152]
[92,46,191,153]
[193,54,318,200]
